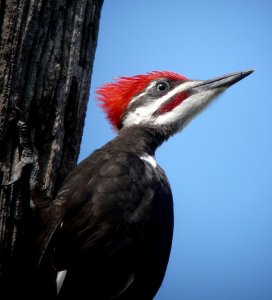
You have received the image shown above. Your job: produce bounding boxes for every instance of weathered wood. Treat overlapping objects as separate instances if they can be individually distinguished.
[0,0,103,296]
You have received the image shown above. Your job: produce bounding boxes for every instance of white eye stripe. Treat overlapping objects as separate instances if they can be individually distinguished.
[129,81,158,106]
[130,92,145,105]
[148,81,199,108]
[147,81,158,90]
[123,80,201,127]
[153,81,201,106]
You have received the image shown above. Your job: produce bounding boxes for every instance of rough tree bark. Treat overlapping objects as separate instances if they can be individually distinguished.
[0,0,103,297]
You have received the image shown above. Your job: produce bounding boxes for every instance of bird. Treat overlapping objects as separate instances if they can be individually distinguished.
[49,69,253,299]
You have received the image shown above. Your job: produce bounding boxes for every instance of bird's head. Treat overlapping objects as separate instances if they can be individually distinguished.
[97,69,253,134]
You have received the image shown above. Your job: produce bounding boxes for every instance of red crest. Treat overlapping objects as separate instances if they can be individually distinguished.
[96,71,187,129]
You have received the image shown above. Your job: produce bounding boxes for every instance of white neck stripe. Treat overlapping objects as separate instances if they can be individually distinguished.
[140,154,157,168]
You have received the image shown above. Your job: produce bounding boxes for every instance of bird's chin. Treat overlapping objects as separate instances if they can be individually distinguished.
[155,88,224,133]
[184,89,224,127]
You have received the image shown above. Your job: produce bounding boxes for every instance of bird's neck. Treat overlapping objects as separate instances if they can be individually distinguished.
[107,125,172,156]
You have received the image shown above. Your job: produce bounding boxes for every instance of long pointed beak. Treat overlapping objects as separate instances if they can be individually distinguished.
[192,69,254,91]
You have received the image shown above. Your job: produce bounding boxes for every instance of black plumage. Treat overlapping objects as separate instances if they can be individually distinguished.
[54,126,174,299]
[44,69,253,299]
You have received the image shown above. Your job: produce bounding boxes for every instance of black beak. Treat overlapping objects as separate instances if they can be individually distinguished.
[192,69,254,91]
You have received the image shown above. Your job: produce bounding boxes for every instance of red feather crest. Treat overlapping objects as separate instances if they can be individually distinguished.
[96,71,187,129]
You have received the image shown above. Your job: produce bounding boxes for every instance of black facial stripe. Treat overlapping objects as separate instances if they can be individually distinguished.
[120,79,188,127]
[127,79,184,111]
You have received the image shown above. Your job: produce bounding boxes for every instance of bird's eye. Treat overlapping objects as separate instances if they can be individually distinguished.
[156,82,169,92]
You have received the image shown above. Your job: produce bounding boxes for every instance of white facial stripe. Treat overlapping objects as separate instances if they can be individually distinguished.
[129,81,158,105]
[130,91,146,105]
[123,80,202,127]
[154,89,222,129]
[146,81,158,90]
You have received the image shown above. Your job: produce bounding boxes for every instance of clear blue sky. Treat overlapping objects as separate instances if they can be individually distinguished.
[79,1,272,299]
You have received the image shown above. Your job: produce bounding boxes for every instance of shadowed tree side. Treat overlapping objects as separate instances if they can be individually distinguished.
[0,0,103,297]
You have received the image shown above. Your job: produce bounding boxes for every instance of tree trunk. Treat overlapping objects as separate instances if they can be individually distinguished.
[0,0,103,297]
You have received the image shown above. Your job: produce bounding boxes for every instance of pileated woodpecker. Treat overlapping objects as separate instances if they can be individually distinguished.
[51,69,253,299]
